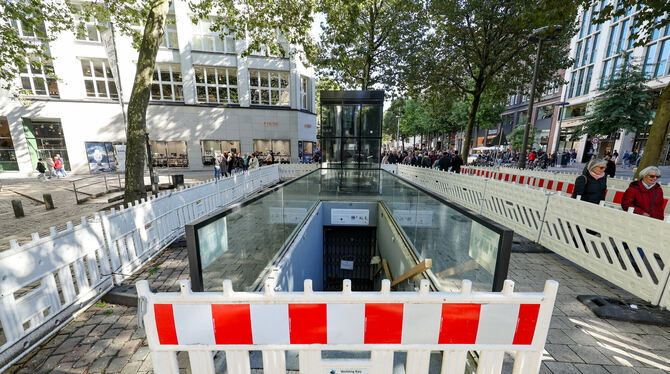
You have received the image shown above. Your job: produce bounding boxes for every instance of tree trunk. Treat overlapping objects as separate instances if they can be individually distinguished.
[636,84,670,179]
[123,0,171,203]
[462,88,483,165]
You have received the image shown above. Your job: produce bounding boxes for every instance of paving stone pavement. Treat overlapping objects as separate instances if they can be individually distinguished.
[0,172,213,251]
[6,241,670,373]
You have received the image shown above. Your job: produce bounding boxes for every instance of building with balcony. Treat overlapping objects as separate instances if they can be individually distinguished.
[0,2,316,175]
[559,3,670,163]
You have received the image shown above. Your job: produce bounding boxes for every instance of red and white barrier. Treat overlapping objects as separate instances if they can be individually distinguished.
[138,278,559,374]
[394,164,670,311]
[0,164,282,372]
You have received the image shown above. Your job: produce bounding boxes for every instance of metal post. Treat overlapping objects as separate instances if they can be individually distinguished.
[103,174,109,193]
[73,181,79,204]
[518,38,544,169]
[145,133,159,196]
[117,172,122,189]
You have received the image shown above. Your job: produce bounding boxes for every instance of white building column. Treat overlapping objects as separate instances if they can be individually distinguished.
[173,0,196,105]
[614,131,635,159]
[289,47,300,110]
[236,40,251,107]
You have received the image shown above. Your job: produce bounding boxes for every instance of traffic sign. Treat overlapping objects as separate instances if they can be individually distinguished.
[591,137,600,144]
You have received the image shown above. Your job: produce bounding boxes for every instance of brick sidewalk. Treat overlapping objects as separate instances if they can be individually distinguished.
[6,243,670,373]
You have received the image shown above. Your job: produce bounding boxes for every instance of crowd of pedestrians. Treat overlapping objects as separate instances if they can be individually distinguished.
[212,152,261,180]
[34,154,67,180]
[381,149,464,173]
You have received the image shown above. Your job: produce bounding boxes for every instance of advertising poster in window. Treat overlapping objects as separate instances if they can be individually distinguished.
[85,141,117,173]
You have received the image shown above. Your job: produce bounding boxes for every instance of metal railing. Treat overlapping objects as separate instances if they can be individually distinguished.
[71,173,124,204]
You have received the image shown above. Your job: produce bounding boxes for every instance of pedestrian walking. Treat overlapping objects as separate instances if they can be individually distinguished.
[438,152,452,171]
[213,153,222,180]
[621,166,664,220]
[571,159,607,204]
[248,153,259,169]
[36,158,47,180]
[604,154,616,178]
[450,151,463,173]
[622,150,630,167]
[53,155,67,178]
[46,157,55,178]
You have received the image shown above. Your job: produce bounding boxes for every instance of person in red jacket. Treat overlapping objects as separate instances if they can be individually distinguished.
[621,166,665,220]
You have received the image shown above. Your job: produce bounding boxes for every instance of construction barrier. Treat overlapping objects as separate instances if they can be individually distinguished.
[392,164,670,310]
[0,164,282,372]
[461,165,670,215]
[137,278,559,374]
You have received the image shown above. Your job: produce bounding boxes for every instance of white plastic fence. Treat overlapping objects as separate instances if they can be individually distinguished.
[0,164,283,371]
[462,165,670,200]
[278,163,319,181]
[137,278,559,374]
[391,164,670,310]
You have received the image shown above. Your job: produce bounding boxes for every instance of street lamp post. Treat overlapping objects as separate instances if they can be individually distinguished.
[552,101,570,157]
[518,25,563,169]
[396,115,405,151]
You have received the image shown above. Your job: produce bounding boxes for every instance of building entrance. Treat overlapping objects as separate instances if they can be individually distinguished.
[320,91,384,169]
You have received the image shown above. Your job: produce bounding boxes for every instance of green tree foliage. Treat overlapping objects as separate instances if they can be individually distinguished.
[2,0,315,202]
[400,99,432,139]
[0,0,73,92]
[316,77,341,126]
[508,125,536,151]
[580,0,670,176]
[576,60,654,139]
[413,0,576,161]
[382,98,405,141]
[316,0,426,90]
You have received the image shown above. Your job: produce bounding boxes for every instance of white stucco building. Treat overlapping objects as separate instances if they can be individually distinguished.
[557,3,670,163]
[0,1,316,175]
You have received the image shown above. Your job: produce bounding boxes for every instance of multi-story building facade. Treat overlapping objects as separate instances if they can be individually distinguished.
[0,1,316,175]
[495,77,564,154]
[559,2,670,163]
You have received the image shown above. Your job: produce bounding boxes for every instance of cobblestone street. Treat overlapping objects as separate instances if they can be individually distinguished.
[6,240,670,373]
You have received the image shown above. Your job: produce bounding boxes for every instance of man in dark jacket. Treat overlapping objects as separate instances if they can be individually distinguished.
[604,154,616,177]
[438,152,452,171]
[421,153,432,168]
[622,166,665,220]
[450,151,463,173]
[388,151,398,164]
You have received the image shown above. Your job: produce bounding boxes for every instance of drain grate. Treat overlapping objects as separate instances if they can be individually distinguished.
[577,295,670,326]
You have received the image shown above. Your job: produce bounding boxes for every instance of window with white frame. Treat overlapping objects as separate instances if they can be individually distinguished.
[598,4,638,90]
[160,14,179,49]
[642,20,670,78]
[300,76,310,110]
[194,66,238,104]
[508,95,516,106]
[248,70,289,106]
[151,64,183,101]
[568,1,607,98]
[80,59,118,99]
[191,17,235,53]
[71,3,107,42]
[10,19,46,38]
[19,58,59,97]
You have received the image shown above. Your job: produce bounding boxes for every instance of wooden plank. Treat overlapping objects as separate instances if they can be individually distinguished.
[391,259,432,287]
[382,259,392,282]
